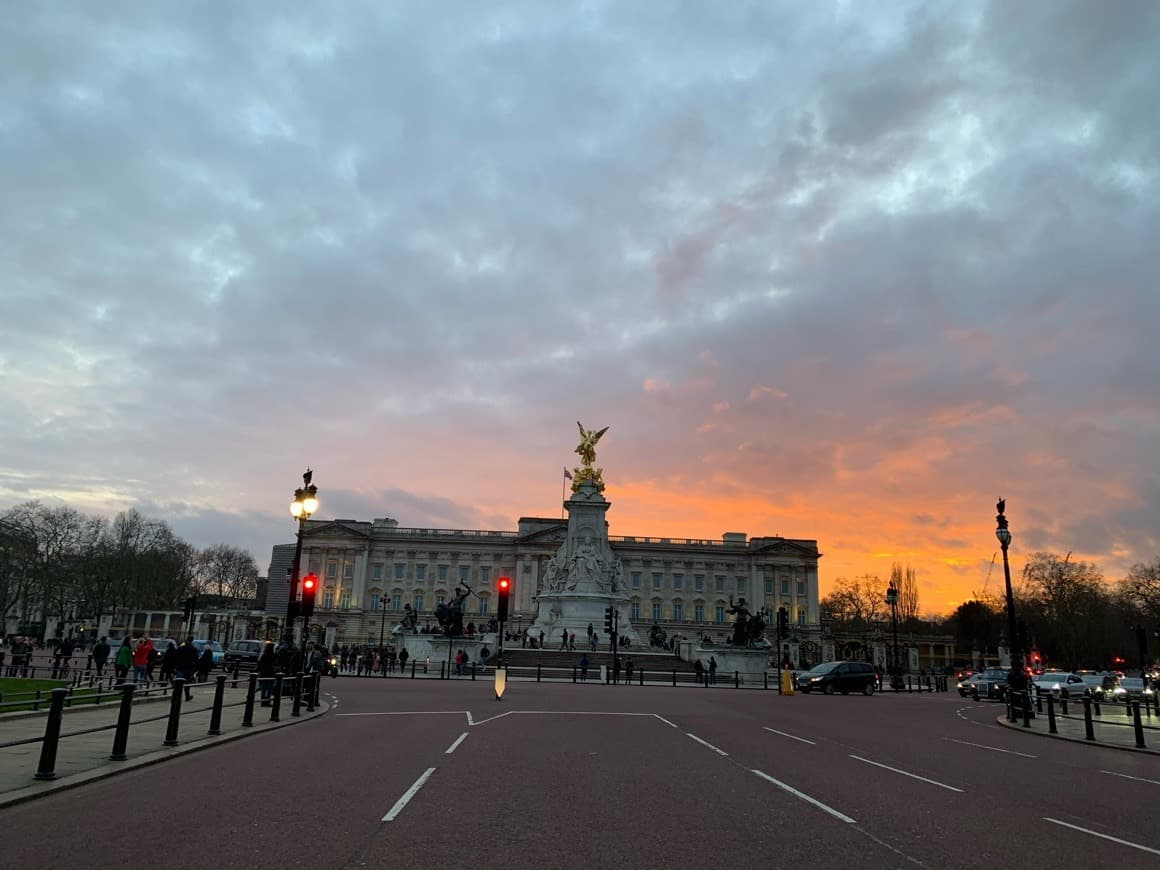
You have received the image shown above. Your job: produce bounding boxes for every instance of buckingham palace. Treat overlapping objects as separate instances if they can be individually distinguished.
[270,514,821,648]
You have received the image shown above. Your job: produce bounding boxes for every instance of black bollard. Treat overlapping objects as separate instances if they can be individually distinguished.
[1047,695,1058,733]
[291,674,303,718]
[163,679,185,746]
[1083,697,1095,740]
[640,668,644,686]
[537,664,541,683]
[270,675,283,722]
[208,674,227,735]
[1093,698,1101,716]
[241,673,258,727]
[411,660,416,679]
[440,661,446,680]
[572,666,577,684]
[1022,691,1032,728]
[305,674,315,712]
[1133,702,1146,748]
[735,671,740,689]
[108,683,136,760]
[472,662,476,681]
[1061,696,1069,716]
[672,670,677,687]
[764,672,769,691]
[1036,692,1043,713]
[314,670,322,707]
[231,662,240,689]
[34,688,70,780]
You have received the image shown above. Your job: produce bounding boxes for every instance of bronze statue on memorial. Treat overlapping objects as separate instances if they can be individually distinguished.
[571,421,609,493]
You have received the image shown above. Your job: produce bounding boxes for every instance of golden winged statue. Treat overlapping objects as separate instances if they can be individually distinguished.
[571,422,609,493]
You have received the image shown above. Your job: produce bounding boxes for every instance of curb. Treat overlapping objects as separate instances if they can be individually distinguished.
[0,700,330,810]
[995,715,1160,756]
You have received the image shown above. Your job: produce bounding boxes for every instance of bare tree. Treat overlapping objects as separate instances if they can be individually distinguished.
[1119,558,1160,622]
[820,574,886,628]
[890,562,920,623]
[196,544,259,600]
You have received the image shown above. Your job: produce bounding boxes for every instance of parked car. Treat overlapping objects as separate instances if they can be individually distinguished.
[191,640,225,668]
[224,639,265,667]
[1069,673,1115,699]
[973,668,1010,701]
[796,661,877,695]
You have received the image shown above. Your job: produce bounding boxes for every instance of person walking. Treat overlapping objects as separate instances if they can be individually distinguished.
[624,658,634,685]
[92,636,111,678]
[196,644,215,683]
[694,659,705,685]
[579,653,589,682]
[132,636,152,687]
[114,638,132,682]
[590,632,598,652]
[559,630,568,652]
[175,637,198,701]
[538,630,545,649]
[160,641,178,683]
[569,632,576,652]
[257,641,276,705]
[398,647,409,673]
[708,656,718,685]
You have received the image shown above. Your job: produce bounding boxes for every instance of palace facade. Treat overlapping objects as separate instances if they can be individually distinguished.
[282,515,821,647]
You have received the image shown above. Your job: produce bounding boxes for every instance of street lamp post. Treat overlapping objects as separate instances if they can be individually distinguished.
[286,468,320,660]
[995,498,1025,694]
[885,581,901,687]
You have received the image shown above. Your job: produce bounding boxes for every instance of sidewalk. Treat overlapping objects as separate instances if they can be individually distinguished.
[0,680,329,808]
[997,699,1160,754]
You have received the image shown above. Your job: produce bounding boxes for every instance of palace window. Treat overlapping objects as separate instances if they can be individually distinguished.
[694,574,704,592]
[764,578,772,594]
[631,572,641,590]
[339,590,351,609]
[369,594,381,611]
[652,602,662,621]
[460,565,470,582]
[631,600,641,620]
[736,576,745,593]
[673,573,684,591]
[478,596,489,615]
[413,593,424,612]
[416,565,427,581]
[694,604,704,623]
[323,590,334,609]
[480,566,491,583]
[327,562,337,579]
[437,594,446,607]
[342,562,353,580]
[798,609,807,625]
[372,564,383,581]
[390,594,401,611]
[309,558,320,574]
[797,580,806,596]
[673,603,683,621]
[780,579,790,595]
[652,573,662,591]
[438,565,448,581]
[395,563,406,580]
[715,605,725,623]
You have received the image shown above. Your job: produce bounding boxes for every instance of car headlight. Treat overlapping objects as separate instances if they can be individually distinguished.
[809,676,822,682]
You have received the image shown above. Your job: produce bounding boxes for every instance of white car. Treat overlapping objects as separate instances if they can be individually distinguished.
[1032,672,1083,698]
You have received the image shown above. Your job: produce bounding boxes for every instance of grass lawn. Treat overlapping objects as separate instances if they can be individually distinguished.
[0,677,106,712]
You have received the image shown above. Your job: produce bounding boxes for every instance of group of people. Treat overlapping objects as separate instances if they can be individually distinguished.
[90,635,216,699]
[334,644,411,676]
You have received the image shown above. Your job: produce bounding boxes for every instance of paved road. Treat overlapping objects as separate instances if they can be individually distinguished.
[2,679,1158,868]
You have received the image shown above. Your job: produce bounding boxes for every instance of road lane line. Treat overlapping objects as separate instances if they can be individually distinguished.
[336,711,470,717]
[942,737,1036,758]
[1100,770,1160,786]
[685,732,728,756]
[445,732,468,754]
[469,711,514,726]
[382,768,437,822]
[848,755,964,793]
[1043,818,1160,855]
[763,726,816,745]
[751,770,856,824]
[653,715,678,729]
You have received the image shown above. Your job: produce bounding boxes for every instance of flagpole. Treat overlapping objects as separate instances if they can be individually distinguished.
[561,467,566,519]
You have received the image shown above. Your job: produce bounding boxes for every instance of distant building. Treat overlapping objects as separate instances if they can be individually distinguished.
[286,515,821,647]
[264,543,295,618]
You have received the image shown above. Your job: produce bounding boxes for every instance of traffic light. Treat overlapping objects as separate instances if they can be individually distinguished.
[604,606,615,634]
[300,573,318,621]
[777,607,788,635]
[496,576,511,622]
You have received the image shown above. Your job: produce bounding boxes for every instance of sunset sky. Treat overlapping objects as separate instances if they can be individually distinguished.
[2,3,1157,616]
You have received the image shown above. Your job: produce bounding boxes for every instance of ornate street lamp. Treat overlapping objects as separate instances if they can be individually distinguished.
[285,468,319,658]
[995,498,1025,693]
[885,580,901,687]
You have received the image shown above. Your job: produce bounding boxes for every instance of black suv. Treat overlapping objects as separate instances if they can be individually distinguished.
[224,639,264,667]
[796,661,877,695]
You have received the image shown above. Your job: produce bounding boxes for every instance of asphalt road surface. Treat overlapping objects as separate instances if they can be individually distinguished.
[3,677,1159,869]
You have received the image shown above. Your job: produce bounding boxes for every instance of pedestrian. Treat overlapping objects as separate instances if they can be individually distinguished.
[580,653,589,682]
[132,636,152,686]
[569,632,576,652]
[399,647,409,672]
[538,630,545,649]
[146,642,160,684]
[257,641,276,705]
[708,656,717,685]
[115,638,132,681]
[175,637,198,700]
[196,644,215,683]
[625,658,634,684]
[92,636,111,678]
[694,659,705,684]
[303,642,321,675]
[590,632,598,652]
[160,641,177,683]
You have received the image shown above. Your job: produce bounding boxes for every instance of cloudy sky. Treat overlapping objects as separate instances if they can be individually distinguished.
[2,2,1157,614]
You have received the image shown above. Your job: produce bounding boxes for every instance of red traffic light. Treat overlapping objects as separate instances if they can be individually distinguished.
[498,576,510,591]
[302,574,317,593]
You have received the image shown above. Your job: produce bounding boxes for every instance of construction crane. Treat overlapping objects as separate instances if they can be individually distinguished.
[983,552,997,595]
